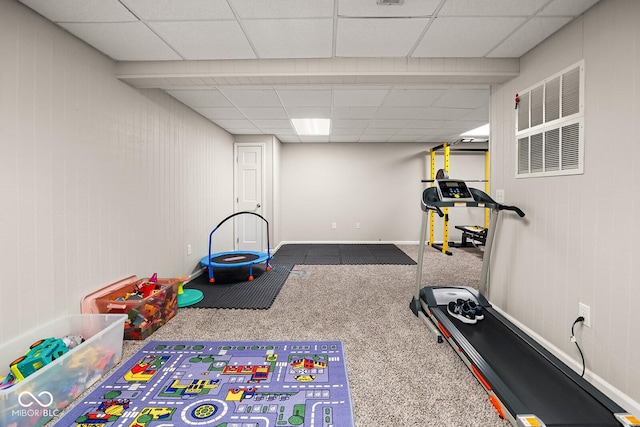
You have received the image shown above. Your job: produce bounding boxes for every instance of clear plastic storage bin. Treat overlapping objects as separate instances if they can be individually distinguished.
[0,314,126,427]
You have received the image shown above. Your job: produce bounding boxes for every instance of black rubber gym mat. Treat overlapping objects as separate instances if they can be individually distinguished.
[271,244,416,265]
[185,263,293,309]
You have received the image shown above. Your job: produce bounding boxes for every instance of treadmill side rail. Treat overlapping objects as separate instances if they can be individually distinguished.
[615,413,640,426]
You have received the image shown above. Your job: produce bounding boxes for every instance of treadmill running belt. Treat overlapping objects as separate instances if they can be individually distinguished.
[438,306,619,427]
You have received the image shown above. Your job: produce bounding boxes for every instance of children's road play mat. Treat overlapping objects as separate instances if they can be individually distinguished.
[54,340,354,427]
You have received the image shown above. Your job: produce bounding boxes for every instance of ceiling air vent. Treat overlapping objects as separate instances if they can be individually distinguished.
[377,0,404,5]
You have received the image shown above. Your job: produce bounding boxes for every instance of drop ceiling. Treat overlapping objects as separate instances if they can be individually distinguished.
[17,0,599,143]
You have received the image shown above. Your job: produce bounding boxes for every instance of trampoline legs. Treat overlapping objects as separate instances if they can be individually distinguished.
[248,264,254,281]
[208,266,215,283]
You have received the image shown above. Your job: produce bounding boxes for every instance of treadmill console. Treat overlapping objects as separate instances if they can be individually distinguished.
[434,179,475,202]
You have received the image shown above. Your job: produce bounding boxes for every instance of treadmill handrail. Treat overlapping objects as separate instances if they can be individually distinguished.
[421,186,525,218]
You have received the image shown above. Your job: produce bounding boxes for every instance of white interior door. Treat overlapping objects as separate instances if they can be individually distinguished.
[234,144,264,252]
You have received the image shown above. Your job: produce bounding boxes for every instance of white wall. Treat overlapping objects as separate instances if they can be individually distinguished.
[0,1,234,343]
[490,0,640,409]
[281,142,487,243]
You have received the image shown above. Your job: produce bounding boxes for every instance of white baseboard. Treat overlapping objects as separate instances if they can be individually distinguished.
[492,304,640,416]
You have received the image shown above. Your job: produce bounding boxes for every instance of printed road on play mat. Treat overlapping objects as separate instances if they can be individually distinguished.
[54,340,354,427]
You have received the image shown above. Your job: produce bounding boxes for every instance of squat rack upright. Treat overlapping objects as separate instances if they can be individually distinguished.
[423,142,489,255]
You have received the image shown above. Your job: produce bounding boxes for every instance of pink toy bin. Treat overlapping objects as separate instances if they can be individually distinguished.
[81,275,181,340]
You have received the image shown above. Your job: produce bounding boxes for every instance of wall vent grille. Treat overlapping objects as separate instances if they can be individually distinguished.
[516,61,584,178]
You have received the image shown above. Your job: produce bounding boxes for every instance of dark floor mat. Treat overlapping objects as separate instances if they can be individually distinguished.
[271,244,416,265]
[185,263,293,309]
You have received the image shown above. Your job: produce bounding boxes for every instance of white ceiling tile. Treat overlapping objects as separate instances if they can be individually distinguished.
[332,119,370,129]
[488,17,573,57]
[59,22,181,61]
[230,0,334,19]
[369,119,408,128]
[330,135,360,142]
[167,90,233,107]
[148,21,256,60]
[333,89,388,107]
[338,0,441,17]
[438,0,548,16]
[383,88,448,107]
[194,107,246,120]
[238,107,288,119]
[299,135,330,143]
[463,108,490,123]
[277,89,332,107]
[432,89,489,108]
[286,107,332,118]
[213,119,257,128]
[374,107,422,120]
[359,134,391,142]
[121,0,236,21]
[408,120,453,130]
[219,88,281,107]
[331,128,365,136]
[19,0,136,22]
[413,17,526,57]
[243,19,333,59]
[251,120,293,129]
[331,107,378,119]
[539,0,600,16]
[418,107,472,121]
[336,18,428,57]
[388,135,422,142]
[278,135,301,142]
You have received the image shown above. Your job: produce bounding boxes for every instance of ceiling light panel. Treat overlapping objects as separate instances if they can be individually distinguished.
[148,21,256,60]
[338,0,440,17]
[19,0,136,22]
[120,0,236,20]
[286,107,332,118]
[59,22,181,61]
[336,18,429,57]
[242,19,333,59]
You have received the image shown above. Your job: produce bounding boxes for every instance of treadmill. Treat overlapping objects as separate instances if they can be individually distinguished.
[410,179,639,427]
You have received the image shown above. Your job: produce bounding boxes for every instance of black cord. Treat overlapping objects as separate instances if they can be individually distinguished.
[571,316,586,377]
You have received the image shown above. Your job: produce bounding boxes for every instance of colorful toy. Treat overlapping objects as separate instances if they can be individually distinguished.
[9,338,69,382]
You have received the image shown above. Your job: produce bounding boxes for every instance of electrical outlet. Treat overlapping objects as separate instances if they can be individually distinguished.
[578,302,591,327]
[332,222,337,229]
[356,222,361,229]
[187,244,192,256]
[495,189,505,203]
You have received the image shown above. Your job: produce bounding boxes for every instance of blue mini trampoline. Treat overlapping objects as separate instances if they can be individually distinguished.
[200,211,271,283]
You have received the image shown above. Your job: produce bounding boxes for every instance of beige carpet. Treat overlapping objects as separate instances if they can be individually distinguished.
[51,245,508,427]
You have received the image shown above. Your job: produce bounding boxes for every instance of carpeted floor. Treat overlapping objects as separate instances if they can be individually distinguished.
[50,244,507,427]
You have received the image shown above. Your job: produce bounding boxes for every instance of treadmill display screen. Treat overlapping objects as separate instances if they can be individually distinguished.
[437,180,473,200]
